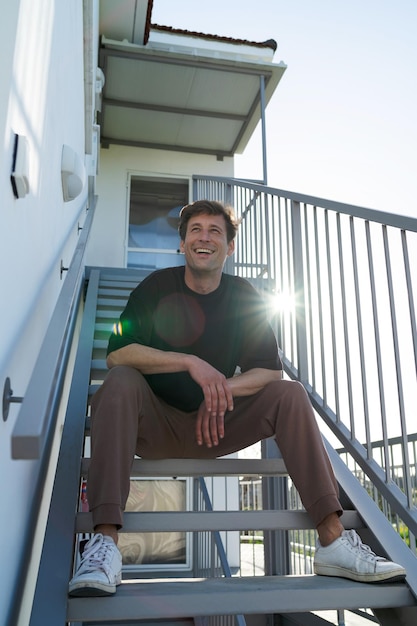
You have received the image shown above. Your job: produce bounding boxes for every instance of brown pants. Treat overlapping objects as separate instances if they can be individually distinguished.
[88,366,342,529]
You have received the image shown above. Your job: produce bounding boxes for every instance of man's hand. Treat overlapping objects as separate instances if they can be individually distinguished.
[188,357,233,447]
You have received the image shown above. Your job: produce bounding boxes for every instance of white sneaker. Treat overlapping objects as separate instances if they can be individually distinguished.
[314,529,406,583]
[68,533,122,596]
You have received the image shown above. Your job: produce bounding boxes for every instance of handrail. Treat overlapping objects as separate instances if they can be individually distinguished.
[194,174,417,232]
[6,197,96,626]
[29,269,102,626]
[11,197,97,459]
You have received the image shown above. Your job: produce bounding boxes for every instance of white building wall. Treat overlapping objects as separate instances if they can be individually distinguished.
[86,144,234,267]
[0,1,92,623]
[0,3,255,619]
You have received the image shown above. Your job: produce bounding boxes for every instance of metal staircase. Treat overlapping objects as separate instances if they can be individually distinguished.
[28,267,417,626]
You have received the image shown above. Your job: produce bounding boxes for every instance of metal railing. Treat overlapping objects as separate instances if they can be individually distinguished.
[194,175,417,551]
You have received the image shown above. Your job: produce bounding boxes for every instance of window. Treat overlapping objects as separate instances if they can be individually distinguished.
[127,176,189,269]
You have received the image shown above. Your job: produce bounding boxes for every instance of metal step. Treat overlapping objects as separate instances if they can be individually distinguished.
[67,576,415,623]
[80,457,289,478]
[97,287,133,297]
[83,617,195,626]
[75,509,362,534]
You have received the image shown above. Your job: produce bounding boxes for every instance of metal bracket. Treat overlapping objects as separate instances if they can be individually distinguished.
[60,259,69,279]
[3,377,24,421]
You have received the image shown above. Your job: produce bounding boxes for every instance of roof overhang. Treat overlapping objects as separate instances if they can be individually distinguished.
[98,33,287,157]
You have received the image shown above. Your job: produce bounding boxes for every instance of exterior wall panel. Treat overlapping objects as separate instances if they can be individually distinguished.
[0,2,89,623]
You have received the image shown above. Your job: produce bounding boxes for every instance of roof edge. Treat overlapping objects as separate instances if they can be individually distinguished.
[151,23,278,52]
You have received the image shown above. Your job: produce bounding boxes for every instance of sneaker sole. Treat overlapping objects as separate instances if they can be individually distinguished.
[314,564,407,583]
[69,579,121,597]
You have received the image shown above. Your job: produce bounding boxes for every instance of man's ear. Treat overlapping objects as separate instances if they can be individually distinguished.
[227,239,235,257]
[179,240,185,253]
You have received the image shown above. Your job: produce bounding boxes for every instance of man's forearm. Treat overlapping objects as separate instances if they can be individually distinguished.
[227,368,282,397]
[107,347,282,398]
[106,343,192,374]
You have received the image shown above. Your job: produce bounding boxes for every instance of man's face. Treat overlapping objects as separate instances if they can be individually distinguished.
[180,213,235,274]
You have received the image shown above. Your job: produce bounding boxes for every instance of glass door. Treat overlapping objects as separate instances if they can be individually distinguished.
[127,175,189,270]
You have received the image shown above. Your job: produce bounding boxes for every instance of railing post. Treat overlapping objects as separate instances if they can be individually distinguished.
[224,182,233,206]
[192,477,199,577]
[261,438,291,576]
[291,200,309,383]
[193,177,198,202]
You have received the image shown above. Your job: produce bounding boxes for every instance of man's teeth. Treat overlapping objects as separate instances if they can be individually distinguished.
[196,248,213,254]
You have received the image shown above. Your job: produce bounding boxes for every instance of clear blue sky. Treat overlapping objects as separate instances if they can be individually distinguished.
[152,0,417,215]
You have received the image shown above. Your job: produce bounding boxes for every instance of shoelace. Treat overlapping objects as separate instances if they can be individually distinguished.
[343,529,385,562]
[78,533,114,574]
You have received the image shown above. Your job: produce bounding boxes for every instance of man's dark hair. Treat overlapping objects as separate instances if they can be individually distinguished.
[178,200,240,243]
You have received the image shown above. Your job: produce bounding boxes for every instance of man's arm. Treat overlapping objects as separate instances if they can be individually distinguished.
[107,343,189,374]
[227,367,282,397]
[107,343,234,418]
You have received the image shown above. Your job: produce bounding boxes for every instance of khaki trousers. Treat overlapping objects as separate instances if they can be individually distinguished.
[88,366,342,529]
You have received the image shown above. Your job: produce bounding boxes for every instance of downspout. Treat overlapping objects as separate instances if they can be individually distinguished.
[83,0,103,200]
[260,74,268,185]
[83,0,94,158]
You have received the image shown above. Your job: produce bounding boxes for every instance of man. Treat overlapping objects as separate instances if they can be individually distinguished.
[69,200,406,596]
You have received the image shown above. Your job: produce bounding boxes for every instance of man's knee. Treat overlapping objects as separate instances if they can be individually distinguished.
[92,365,146,409]
[264,378,309,402]
[105,365,146,390]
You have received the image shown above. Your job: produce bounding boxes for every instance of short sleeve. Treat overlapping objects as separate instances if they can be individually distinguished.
[236,281,282,372]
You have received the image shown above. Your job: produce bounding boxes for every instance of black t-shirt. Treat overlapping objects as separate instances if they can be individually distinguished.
[107,266,282,411]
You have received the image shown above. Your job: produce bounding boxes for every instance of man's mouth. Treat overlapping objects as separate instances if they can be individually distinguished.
[195,248,214,254]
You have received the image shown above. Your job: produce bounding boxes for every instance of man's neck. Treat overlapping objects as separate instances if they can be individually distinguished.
[183,266,222,294]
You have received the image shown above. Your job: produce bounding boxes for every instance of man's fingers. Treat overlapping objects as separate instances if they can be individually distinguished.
[196,403,225,448]
[195,407,204,446]
[197,378,233,448]
[213,412,224,442]
[197,407,214,447]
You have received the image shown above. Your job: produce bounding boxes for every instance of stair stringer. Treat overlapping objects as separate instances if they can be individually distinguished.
[28,269,102,626]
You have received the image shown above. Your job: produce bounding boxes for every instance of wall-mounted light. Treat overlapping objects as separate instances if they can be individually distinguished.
[61,144,86,202]
[10,134,30,199]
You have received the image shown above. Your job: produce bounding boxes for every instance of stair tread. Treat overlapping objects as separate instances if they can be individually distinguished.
[67,575,414,621]
[80,457,288,477]
[75,509,362,533]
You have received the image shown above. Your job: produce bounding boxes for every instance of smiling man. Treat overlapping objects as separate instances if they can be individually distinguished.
[69,200,406,597]
[179,209,235,288]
